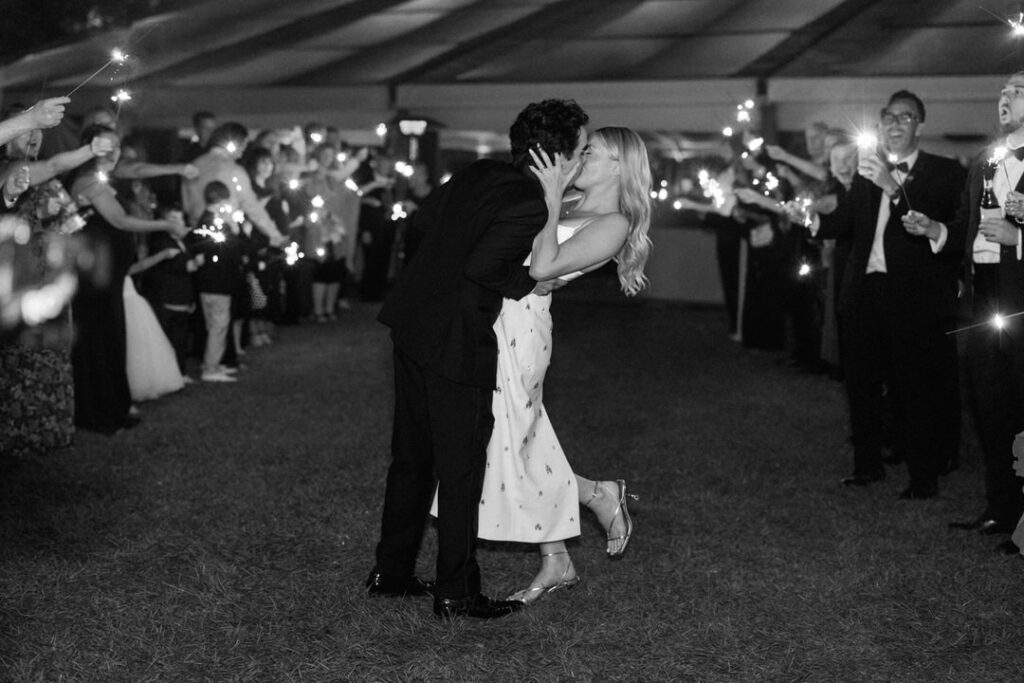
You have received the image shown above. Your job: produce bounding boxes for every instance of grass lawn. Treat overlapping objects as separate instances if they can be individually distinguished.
[3,286,1024,682]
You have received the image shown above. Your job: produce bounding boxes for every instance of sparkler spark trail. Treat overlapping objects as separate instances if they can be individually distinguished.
[946,310,1024,334]
[67,48,128,97]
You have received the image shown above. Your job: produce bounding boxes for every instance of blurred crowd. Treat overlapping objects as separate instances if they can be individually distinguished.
[0,101,432,448]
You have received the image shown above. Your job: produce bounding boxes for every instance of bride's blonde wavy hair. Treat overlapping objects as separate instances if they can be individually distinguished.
[592,127,653,296]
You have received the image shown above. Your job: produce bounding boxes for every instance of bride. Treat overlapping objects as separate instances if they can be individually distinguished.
[481,127,653,603]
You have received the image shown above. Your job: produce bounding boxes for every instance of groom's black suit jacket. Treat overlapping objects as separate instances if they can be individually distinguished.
[379,159,547,388]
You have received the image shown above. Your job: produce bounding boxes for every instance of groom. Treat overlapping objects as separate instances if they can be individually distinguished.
[367,99,589,619]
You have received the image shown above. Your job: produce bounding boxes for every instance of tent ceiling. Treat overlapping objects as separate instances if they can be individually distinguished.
[2,0,1022,91]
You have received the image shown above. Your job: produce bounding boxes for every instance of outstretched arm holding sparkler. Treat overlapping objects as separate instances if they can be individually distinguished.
[114,161,199,181]
[0,136,114,190]
[0,98,70,147]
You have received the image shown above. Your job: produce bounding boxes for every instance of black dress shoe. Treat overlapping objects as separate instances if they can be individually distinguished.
[433,593,523,620]
[948,517,1015,535]
[840,472,885,487]
[898,484,938,500]
[365,571,434,597]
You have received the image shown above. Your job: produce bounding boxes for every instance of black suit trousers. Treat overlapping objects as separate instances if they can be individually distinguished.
[844,273,960,486]
[965,265,1024,522]
[375,346,494,599]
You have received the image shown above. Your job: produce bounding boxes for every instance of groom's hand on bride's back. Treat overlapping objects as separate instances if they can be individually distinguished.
[531,278,567,296]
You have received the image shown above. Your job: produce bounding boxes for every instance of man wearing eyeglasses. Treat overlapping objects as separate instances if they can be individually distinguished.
[815,90,966,500]
[904,73,1024,543]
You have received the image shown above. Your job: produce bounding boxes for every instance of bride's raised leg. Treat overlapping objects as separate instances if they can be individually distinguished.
[507,541,579,604]
[578,476,636,557]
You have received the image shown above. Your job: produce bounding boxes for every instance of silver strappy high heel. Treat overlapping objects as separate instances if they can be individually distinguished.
[586,479,637,558]
[507,550,580,604]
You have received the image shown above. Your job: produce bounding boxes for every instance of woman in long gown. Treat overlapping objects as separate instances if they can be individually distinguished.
[68,125,187,434]
[484,127,653,603]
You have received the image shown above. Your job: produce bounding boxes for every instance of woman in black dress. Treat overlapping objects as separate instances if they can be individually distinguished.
[68,125,187,434]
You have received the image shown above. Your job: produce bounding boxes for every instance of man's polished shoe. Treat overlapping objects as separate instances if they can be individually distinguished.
[365,571,434,597]
[433,593,523,620]
[898,484,938,500]
[840,471,885,487]
[949,517,1015,535]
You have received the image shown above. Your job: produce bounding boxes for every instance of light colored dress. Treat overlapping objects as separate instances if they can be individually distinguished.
[479,224,586,542]
[123,277,184,402]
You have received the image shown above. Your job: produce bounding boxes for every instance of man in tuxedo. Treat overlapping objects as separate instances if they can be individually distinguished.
[817,90,965,499]
[904,72,1024,538]
[367,99,589,619]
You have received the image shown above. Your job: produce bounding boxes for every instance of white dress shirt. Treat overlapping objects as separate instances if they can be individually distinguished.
[866,150,918,274]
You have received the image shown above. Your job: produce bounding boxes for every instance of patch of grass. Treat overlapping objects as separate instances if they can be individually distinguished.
[3,287,1024,682]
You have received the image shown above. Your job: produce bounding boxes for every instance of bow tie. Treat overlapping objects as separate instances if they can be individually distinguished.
[888,161,910,173]
[1010,147,1024,161]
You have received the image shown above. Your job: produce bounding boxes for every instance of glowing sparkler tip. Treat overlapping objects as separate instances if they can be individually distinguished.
[288,179,300,191]
[747,137,765,152]
[887,153,899,164]
[344,179,359,193]
[736,110,751,123]
[111,89,132,103]
[743,99,755,110]
[225,141,238,154]
[798,263,812,277]
[993,313,1007,329]
[311,195,325,208]
[375,123,388,137]
[111,48,126,63]
[96,171,109,184]
[309,132,324,144]
[722,126,734,137]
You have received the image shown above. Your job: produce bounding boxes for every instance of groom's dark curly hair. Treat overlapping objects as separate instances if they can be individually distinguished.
[509,99,589,171]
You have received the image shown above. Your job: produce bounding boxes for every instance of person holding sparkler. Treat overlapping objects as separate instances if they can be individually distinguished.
[813,90,966,500]
[185,181,247,384]
[68,125,189,434]
[903,72,1024,542]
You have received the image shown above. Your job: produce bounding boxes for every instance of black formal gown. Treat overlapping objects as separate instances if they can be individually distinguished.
[71,207,136,434]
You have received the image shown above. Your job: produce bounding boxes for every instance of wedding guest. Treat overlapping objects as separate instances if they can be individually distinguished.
[69,125,188,433]
[814,90,965,498]
[186,180,244,383]
[182,121,286,247]
[905,71,1024,535]
[355,152,397,302]
[182,111,216,162]
[143,206,202,379]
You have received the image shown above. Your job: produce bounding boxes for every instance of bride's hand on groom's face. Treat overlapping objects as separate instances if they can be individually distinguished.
[528,148,579,203]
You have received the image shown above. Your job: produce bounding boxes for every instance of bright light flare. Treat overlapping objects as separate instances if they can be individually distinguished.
[344,178,359,193]
[722,126,734,137]
[990,145,1010,166]
[288,179,300,191]
[798,262,812,277]
[390,202,407,221]
[375,123,388,138]
[395,161,414,177]
[747,137,764,152]
[311,195,325,209]
[856,132,878,150]
[111,48,126,64]
[110,89,131,103]
[994,313,1007,329]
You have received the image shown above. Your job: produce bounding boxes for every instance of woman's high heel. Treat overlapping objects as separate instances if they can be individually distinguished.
[507,551,580,605]
[586,479,638,558]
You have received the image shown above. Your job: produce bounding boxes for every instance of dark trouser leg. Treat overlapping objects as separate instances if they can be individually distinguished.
[843,276,887,477]
[375,347,493,599]
[966,316,1024,523]
[890,313,958,490]
[376,347,436,578]
[427,370,492,600]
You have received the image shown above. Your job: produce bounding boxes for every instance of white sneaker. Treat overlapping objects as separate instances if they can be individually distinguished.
[201,371,237,383]
[217,365,239,375]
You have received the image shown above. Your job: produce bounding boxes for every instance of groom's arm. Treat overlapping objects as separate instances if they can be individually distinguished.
[464,200,547,300]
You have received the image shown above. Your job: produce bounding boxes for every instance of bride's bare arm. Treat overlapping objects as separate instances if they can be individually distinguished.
[526,148,627,280]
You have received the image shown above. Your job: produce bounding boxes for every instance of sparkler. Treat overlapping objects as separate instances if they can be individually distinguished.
[284,241,302,266]
[344,178,360,194]
[798,262,812,277]
[395,161,414,178]
[288,179,301,191]
[390,202,408,221]
[375,123,388,140]
[193,227,226,244]
[111,88,131,124]
[698,169,726,209]
[886,152,914,211]
[66,48,127,97]
[982,7,1024,37]
[947,310,1024,334]
[96,171,109,184]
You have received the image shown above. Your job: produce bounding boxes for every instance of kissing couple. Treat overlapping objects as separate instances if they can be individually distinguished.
[367,98,653,619]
